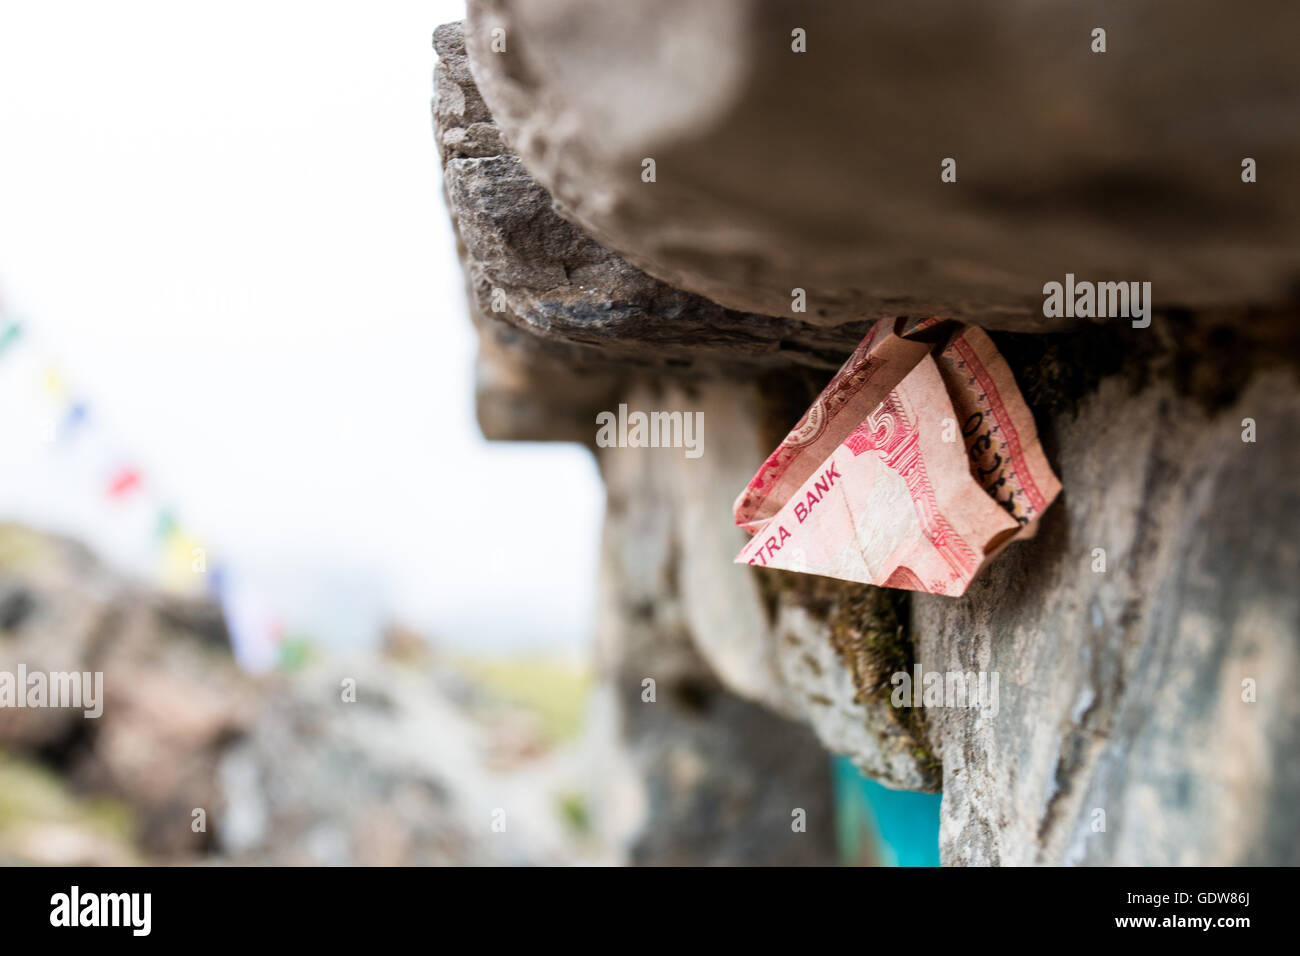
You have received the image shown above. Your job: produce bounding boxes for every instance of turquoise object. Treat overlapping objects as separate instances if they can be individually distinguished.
[832,754,941,866]
[0,320,22,356]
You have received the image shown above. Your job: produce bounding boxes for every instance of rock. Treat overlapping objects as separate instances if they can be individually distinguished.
[596,380,938,791]
[595,428,839,863]
[914,368,1300,865]
[0,524,598,865]
[434,20,879,389]
[436,28,948,791]
[472,318,619,443]
[213,656,567,866]
[464,0,1300,330]
[579,323,1300,865]
[0,524,249,859]
[437,15,1300,865]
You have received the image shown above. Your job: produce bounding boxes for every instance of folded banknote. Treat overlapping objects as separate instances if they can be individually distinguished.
[733,318,1060,596]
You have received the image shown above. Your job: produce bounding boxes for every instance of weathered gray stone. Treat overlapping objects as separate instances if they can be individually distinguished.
[915,369,1300,865]
[465,0,1300,330]
[434,21,878,384]
[436,15,1300,866]
[472,318,620,443]
[595,423,840,863]
[595,380,939,791]
[584,318,1300,864]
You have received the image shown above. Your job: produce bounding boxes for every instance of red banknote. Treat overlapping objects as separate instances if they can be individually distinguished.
[734,318,1060,596]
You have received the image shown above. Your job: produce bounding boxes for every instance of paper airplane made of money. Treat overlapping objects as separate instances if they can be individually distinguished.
[733,317,1061,596]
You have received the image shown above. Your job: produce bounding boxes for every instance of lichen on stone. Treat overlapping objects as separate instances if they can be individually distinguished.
[757,568,942,786]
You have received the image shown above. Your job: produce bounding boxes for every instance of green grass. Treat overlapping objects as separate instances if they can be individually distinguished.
[0,750,138,857]
[452,654,593,743]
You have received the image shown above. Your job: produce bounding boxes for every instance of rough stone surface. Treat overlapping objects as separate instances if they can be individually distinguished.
[915,370,1300,865]
[435,21,879,385]
[465,0,1300,330]
[582,320,1300,864]
[595,380,939,791]
[437,17,1300,865]
[596,426,840,863]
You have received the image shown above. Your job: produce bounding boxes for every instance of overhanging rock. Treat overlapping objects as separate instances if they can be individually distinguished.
[435,15,1300,864]
[464,0,1300,331]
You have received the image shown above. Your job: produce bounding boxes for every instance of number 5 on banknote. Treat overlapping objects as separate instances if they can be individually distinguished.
[733,318,1060,597]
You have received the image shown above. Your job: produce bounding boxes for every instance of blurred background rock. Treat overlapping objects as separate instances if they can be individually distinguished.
[0,523,838,865]
[0,523,607,865]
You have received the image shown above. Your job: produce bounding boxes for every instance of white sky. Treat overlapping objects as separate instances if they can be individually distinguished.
[0,0,604,662]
